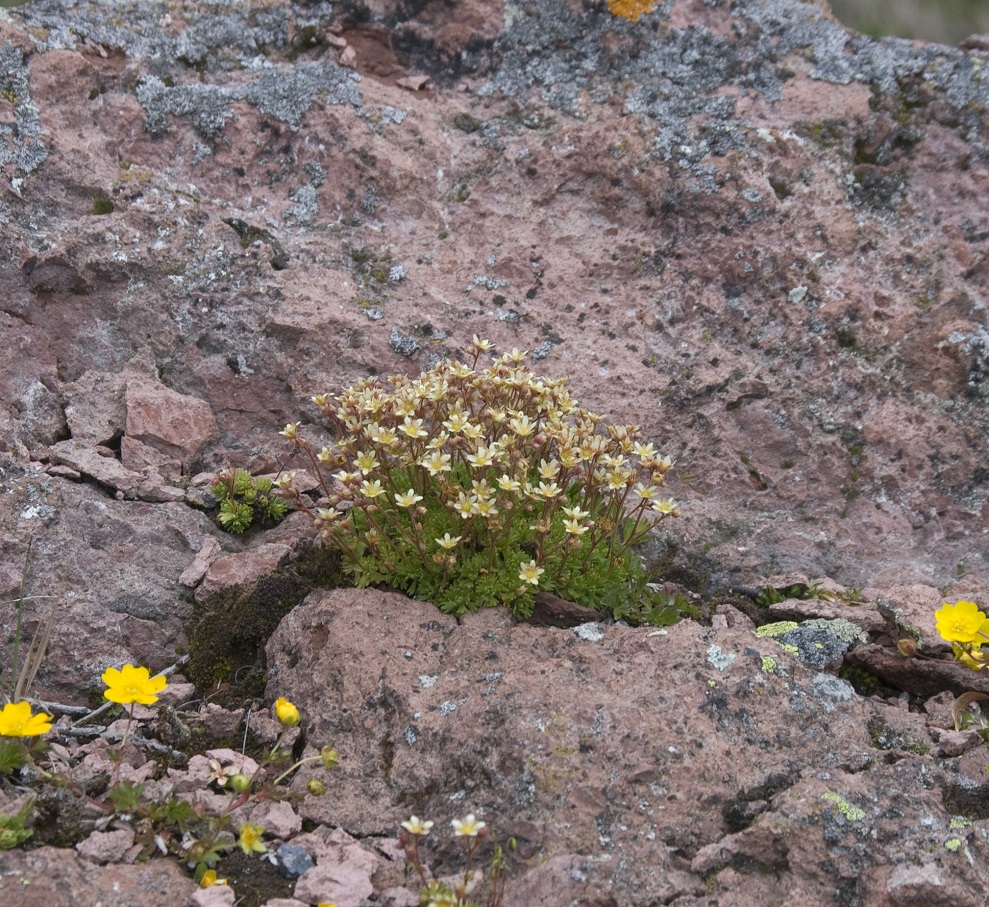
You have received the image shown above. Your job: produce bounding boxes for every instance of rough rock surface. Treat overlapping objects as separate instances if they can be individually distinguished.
[260,588,989,907]
[1,0,987,591]
[2,0,989,905]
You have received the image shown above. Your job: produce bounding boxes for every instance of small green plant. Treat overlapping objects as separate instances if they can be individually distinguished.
[400,813,514,907]
[0,798,35,850]
[277,338,684,623]
[211,468,288,533]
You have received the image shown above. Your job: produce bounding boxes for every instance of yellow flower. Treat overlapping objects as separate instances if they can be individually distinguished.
[395,488,424,508]
[953,644,989,671]
[451,813,486,837]
[0,701,52,737]
[519,560,544,585]
[102,664,167,706]
[401,815,435,836]
[274,697,300,726]
[199,870,227,888]
[935,601,988,643]
[238,822,267,856]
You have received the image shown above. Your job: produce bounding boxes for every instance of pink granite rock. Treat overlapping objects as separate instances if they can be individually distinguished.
[265,587,989,906]
[124,379,219,472]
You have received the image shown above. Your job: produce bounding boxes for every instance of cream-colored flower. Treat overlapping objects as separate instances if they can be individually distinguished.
[354,451,380,475]
[400,416,428,439]
[395,488,424,508]
[435,533,462,549]
[509,413,536,437]
[563,518,589,535]
[519,560,544,585]
[426,431,450,450]
[472,335,493,351]
[537,458,561,479]
[497,474,522,493]
[561,505,590,520]
[420,451,452,475]
[443,411,472,433]
[474,498,499,518]
[360,479,386,499]
[451,813,487,837]
[467,445,499,469]
[533,480,562,499]
[279,423,298,440]
[452,492,477,519]
[402,816,435,836]
[652,498,680,516]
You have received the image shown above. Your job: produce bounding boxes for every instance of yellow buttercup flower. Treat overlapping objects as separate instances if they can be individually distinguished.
[101,664,167,706]
[199,870,227,888]
[936,601,988,644]
[0,701,52,737]
[238,822,267,856]
[274,697,300,726]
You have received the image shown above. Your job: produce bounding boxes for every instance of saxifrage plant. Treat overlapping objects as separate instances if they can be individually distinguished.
[277,337,684,624]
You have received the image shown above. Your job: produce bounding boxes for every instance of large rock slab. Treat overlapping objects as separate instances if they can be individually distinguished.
[0,0,985,592]
[266,588,989,906]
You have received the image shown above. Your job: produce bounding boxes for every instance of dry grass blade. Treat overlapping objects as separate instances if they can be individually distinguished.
[952,691,989,732]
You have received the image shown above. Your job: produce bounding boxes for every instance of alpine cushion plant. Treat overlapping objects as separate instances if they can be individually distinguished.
[277,338,683,623]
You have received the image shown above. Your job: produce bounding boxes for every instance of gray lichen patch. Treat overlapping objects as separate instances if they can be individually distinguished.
[136,62,361,140]
[0,45,49,174]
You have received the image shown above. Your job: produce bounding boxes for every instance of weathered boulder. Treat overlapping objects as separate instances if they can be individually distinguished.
[266,587,989,906]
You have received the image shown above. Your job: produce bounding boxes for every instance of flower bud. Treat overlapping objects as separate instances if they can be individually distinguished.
[228,773,251,793]
[307,779,326,796]
[274,696,301,727]
[320,746,339,770]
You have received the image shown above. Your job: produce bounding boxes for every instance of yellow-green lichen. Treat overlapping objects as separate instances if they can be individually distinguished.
[760,656,777,673]
[944,838,962,852]
[821,792,865,821]
[754,621,799,638]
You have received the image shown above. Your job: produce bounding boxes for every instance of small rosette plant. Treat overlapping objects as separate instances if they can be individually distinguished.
[277,337,683,622]
[211,467,288,534]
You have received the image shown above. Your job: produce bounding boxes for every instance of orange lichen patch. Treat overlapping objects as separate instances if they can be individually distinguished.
[607,0,657,22]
